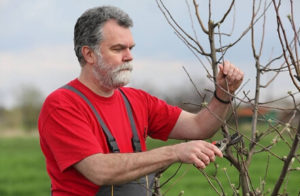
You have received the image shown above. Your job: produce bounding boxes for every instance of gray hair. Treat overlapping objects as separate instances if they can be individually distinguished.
[74,6,133,66]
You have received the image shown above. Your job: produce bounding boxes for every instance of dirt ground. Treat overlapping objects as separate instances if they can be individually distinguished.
[0,129,38,138]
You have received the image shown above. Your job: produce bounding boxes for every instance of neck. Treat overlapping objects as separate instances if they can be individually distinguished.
[78,68,115,98]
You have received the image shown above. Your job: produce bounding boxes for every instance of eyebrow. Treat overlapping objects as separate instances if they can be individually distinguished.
[110,43,136,50]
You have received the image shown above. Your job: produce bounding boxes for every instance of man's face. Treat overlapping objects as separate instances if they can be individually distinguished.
[93,52,133,89]
[92,20,135,90]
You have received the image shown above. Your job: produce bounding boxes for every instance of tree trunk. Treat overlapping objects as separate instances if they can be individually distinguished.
[271,115,300,196]
[240,167,251,196]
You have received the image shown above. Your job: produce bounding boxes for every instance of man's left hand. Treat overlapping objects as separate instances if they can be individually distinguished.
[215,60,244,101]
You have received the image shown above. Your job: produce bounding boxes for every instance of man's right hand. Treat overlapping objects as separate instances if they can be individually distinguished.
[173,140,223,169]
[73,140,222,186]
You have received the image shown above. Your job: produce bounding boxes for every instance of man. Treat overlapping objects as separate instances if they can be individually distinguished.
[38,5,244,196]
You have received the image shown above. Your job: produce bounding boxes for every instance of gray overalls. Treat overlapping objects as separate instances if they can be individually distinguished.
[63,85,155,196]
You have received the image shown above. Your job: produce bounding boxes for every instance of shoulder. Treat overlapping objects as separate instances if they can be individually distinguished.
[43,87,79,109]
[43,79,90,110]
[39,84,89,123]
[119,87,158,102]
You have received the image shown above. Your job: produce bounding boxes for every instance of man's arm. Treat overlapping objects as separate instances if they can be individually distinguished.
[169,61,244,140]
[74,140,222,185]
[74,145,175,186]
[169,98,230,140]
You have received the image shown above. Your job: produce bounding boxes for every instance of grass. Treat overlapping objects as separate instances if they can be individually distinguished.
[0,137,50,196]
[0,125,299,196]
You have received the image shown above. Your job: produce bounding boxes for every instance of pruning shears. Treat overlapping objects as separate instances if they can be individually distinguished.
[212,133,242,152]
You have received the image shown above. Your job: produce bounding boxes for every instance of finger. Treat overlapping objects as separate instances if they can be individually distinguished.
[217,64,225,81]
[233,68,244,83]
[222,60,231,75]
[213,146,223,158]
[191,152,207,169]
[236,68,244,81]
[227,63,239,79]
[206,142,223,158]
[207,152,216,162]
[193,163,206,170]
[218,64,224,73]
[201,146,216,162]
[197,152,211,166]
[228,68,244,88]
[227,67,238,83]
[193,158,206,169]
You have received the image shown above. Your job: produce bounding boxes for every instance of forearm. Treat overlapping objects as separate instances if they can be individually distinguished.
[74,145,178,185]
[169,95,231,140]
[195,96,230,138]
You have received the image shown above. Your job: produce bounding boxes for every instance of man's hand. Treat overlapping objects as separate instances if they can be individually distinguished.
[216,60,244,101]
[173,140,223,169]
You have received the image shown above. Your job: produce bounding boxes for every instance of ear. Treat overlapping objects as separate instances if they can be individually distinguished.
[81,46,96,65]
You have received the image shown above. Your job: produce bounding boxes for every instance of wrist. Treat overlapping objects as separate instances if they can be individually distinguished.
[214,90,232,104]
[170,144,182,163]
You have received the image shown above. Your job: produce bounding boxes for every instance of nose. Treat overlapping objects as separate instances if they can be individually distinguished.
[123,48,133,62]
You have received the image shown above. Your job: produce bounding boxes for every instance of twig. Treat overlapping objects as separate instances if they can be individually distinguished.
[159,163,183,188]
[223,167,239,195]
[199,170,222,195]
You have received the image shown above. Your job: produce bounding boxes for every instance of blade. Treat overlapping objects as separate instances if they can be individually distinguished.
[228,133,242,146]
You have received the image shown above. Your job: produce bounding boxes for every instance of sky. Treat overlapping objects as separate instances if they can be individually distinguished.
[0,0,299,108]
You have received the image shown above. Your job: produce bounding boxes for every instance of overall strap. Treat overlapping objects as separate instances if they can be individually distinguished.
[61,85,142,153]
[119,89,142,152]
[61,84,120,153]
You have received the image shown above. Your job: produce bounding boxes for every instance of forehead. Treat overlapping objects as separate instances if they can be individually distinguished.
[100,20,134,47]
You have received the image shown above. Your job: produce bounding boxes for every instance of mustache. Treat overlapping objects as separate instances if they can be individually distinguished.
[113,62,133,73]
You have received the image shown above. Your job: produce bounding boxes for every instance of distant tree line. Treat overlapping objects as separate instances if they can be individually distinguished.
[0,85,44,132]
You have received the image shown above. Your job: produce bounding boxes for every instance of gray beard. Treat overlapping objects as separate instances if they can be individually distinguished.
[92,55,133,90]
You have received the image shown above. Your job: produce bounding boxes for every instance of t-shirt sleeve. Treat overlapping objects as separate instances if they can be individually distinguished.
[41,104,102,172]
[145,93,182,141]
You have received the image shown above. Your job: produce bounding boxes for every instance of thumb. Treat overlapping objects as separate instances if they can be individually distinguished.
[218,64,223,72]
[218,64,225,79]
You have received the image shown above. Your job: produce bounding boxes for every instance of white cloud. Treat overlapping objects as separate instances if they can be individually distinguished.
[0,0,9,7]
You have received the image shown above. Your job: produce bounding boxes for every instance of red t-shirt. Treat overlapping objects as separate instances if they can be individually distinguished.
[38,79,181,195]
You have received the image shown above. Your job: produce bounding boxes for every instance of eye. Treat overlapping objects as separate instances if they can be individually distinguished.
[113,48,123,52]
[129,46,134,51]
[111,44,126,52]
[111,44,135,53]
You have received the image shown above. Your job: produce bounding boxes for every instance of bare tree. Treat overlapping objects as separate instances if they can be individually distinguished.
[152,0,299,195]
[270,1,300,195]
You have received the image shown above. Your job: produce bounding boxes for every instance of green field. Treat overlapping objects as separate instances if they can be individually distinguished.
[0,137,50,196]
[0,133,299,196]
